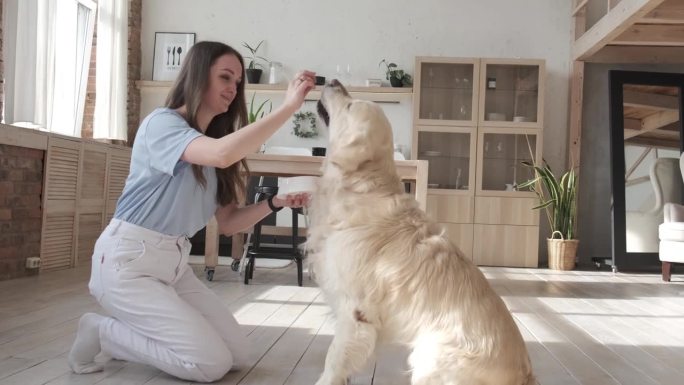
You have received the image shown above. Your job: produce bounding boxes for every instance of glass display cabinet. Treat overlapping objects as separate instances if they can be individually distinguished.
[413,57,545,267]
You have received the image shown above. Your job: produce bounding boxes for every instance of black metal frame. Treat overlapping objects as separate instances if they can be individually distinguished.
[243,185,304,286]
[609,70,684,272]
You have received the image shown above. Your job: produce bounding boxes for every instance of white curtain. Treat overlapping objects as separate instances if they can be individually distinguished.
[3,0,94,136]
[93,0,128,140]
[3,0,51,129]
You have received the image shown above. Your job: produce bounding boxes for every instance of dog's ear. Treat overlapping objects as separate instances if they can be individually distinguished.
[330,131,373,172]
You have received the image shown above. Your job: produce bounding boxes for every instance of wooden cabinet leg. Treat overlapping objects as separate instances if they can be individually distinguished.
[205,216,219,269]
[232,233,244,260]
[662,261,672,282]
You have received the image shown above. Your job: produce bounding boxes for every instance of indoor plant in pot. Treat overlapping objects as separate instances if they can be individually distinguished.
[248,92,272,154]
[518,160,579,270]
[379,59,412,87]
[248,92,272,124]
[242,40,268,84]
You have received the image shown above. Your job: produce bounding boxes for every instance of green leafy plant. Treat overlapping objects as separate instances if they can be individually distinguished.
[378,59,412,86]
[517,160,578,240]
[292,111,318,138]
[242,40,268,70]
[248,93,272,124]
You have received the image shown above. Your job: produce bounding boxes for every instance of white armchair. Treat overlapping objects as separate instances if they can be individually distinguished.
[658,153,684,281]
[659,202,684,281]
[626,157,682,252]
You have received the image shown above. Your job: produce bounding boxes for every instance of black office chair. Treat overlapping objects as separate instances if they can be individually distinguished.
[243,183,304,286]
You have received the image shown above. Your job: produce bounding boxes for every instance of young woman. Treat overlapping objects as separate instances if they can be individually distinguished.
[68,41,315,382]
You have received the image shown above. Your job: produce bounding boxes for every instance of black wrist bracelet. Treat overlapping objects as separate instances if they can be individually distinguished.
[267,195,283,212]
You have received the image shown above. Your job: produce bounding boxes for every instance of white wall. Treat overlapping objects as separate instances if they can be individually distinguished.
[141,0,572,167]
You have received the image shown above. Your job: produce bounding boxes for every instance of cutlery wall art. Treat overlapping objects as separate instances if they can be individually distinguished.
[166,45,184,66]
[152,32,196,81]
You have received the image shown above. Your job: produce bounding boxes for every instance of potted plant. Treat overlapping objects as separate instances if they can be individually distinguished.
[248,92,272,124]
[242,40,268,84]
[518,160,579,270]
[379,59,412,87]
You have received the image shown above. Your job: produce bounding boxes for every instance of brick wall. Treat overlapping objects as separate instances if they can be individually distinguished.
[1,0,4,123]
[81,23,97,139]
[0,145,44,280]
[81,0,142,143]
[128,0,142,144]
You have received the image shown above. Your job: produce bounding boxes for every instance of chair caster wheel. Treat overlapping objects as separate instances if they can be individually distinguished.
[231,259,240,272]
[205,268,215,281]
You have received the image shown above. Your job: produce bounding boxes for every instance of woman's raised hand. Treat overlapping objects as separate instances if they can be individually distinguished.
[283,70,316,111]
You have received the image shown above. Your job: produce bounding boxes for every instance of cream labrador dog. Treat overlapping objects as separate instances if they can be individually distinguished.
[307,80,536,385]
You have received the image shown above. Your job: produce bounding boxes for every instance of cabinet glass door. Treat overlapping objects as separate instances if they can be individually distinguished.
[479,132,538,193]
[482,62,541,126]
[418,131,473,191]
[418,62,477,124]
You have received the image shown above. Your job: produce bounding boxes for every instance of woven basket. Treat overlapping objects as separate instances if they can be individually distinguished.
[547,232,578,270]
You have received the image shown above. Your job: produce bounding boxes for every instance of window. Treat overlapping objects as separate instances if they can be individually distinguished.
[2,0,96,136]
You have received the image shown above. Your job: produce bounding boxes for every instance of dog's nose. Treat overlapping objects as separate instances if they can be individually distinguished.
[330,79,342,87]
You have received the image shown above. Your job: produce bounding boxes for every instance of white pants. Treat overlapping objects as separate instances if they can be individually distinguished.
[89,219,248,382]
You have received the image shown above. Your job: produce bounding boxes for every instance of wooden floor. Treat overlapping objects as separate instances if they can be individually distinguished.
[1,262,683,385]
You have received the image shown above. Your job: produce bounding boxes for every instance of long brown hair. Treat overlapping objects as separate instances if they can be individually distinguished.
[165,41,250,206]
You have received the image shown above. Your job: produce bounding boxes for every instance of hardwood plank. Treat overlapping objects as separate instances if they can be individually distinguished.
[237,293,328,385]
[44,359,127,385]
[282,314,336,385]
[217,287,321,385]
[93,363,162,385]
[369,344,411,385]
[0,320,76,361]
[519,269,684,383]
[3,263,684,384]
[0,354,71,385]
[513,317,580,385]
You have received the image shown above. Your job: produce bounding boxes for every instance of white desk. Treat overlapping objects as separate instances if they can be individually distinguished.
[203,154,428,273]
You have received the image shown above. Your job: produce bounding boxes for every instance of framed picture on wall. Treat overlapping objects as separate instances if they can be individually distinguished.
[152,32,196,81]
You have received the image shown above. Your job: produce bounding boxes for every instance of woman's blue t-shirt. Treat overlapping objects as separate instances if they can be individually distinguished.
[114,108,219,237]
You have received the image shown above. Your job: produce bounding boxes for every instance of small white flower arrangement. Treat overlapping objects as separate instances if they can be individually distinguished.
[292,111,318,138]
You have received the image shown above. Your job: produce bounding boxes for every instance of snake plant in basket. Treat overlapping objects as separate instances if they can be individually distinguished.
[517,160,579,270]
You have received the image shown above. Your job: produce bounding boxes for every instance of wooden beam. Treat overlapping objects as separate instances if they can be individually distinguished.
[625,175,650,187]
[586,45,684,63]
[573,0,589,16]
[625,147,652,179]
[642,109,680,131]
[624,118,642,130]
[575,7,588,39]
[624,128,645,139]
[639,17,684,24]
[614,24,684,45]
[623,90,679,110]
[568,61,584,168]
[573,0,667,60]
[624,110,679,139]
[626,136,680,148]
[642,0,684,23]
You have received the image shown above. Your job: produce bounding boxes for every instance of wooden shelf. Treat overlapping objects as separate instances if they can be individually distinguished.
[135,81,413,103]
